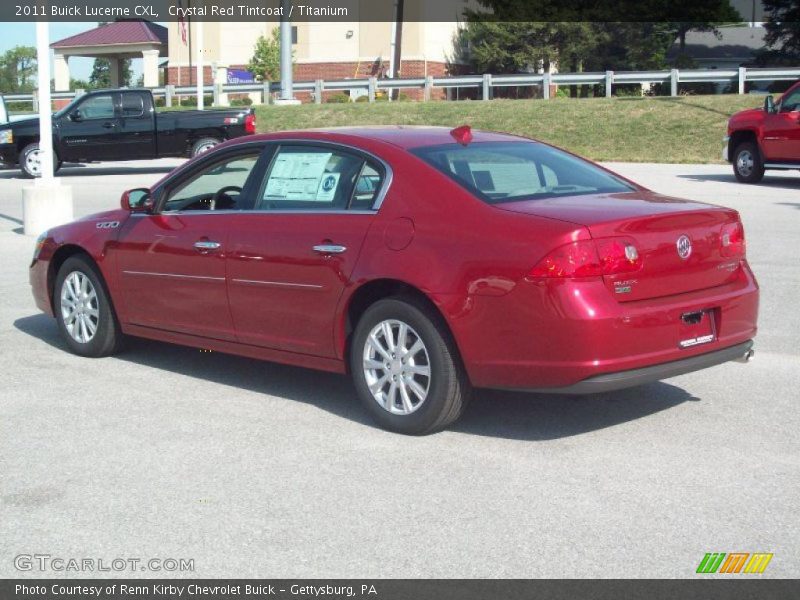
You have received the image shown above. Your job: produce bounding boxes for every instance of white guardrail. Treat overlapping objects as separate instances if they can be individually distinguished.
[5,66,800,109]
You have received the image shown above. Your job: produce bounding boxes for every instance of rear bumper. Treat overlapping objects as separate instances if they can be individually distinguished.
[440,262,759,391]
[517,340,753,394]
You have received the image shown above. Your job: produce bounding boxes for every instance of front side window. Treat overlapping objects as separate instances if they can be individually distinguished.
[412,142,634,204]
[779,88,800,112]
[78,94,115,120]
[164,152,261,212]
[257,146,380,211]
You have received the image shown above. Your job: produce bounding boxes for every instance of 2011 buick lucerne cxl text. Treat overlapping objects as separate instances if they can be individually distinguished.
[29,126,759,434]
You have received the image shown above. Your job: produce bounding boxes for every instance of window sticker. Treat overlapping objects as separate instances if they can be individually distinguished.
[315,173,340,202]
[264,152,333,201]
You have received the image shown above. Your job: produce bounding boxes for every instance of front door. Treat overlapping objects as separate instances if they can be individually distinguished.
[58,92,121,162]
[226,144,386,357]
[762,85,800,162]
[114,146,267,341]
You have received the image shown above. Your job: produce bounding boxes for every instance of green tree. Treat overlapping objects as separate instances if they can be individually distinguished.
[88,57,132,89]
[248,28,287,82]
[763,0,800,58]
[69,78,91,91]
[458,0,744,74]
[0,46,37,92]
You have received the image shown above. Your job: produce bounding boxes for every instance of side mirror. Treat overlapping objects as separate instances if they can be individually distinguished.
[121,188,153,212]
[764,95,776,114]
[70,109,82,122]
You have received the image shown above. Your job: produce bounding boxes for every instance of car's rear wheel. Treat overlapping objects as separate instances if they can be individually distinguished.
[733,142,765,183]
[190,137,222,158]
[54,255,122,357]
[350,297,470,435]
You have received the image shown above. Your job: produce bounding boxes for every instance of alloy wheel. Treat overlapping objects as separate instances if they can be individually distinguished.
[362,319,431,415]
[60,271,99,343]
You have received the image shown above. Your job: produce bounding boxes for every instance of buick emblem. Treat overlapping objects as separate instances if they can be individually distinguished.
[676,235,692,260]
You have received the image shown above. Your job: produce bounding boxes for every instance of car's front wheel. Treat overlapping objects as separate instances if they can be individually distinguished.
[20,142,61,178]
[350,297,470,435]
[732,142,765,184]
[54,255,122,357]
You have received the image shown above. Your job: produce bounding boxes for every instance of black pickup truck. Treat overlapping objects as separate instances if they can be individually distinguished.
[0,88,256,177]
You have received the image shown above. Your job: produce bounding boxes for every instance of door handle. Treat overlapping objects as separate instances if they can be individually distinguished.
[313,244,347,254]
[102,122,116,129]
[194,240,221,251]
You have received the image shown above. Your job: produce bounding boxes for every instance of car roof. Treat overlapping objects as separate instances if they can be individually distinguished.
[244,126,530,150]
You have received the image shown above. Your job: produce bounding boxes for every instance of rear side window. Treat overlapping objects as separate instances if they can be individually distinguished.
[257,146,382,211]
[412,142,634,203]
[121,93,145,118]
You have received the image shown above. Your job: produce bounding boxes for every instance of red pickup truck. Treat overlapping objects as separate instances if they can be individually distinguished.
[725,80,800,183]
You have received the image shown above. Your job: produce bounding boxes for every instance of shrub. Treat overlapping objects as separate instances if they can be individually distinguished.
[613,84,643,98]
[327,93,352,103]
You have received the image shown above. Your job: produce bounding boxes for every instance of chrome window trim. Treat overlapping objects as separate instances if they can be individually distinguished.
[152,138,393,215]
[133,209,378,217]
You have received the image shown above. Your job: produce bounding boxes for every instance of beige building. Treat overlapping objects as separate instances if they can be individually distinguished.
[167,3,469,100]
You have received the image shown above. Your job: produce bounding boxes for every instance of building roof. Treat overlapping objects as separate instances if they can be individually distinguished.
[51,21,168,48]
[667,26,766,62]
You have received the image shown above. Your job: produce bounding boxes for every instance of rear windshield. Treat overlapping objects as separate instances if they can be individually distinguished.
[411,141,635,203]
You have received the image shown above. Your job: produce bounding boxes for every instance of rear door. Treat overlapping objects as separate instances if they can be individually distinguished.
[116,91,156,159]
[226,142,385,357]
[761,85,800,162]
[114,144,268,341]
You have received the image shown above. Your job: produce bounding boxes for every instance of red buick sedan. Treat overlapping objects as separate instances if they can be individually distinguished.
[29,126,758,434]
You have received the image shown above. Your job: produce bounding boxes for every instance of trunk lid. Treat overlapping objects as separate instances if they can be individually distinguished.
[497,191,742,301]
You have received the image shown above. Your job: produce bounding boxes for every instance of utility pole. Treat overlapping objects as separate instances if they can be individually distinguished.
[388,0,404,101]
[196,6,204,110]
[276,0,299,104]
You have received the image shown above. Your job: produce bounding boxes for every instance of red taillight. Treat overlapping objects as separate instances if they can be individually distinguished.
[529,238,642,279]
[244,113,256,134]
[595,238,642,274]
[720,221,745,258]
[529,240,602,278]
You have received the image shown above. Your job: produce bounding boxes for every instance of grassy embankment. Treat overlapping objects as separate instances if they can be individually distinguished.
[254,94,765,164]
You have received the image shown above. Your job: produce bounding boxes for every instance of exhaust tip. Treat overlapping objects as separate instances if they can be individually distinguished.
[735,348,755,363]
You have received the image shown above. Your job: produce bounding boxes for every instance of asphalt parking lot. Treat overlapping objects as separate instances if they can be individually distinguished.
[1,159,798,578]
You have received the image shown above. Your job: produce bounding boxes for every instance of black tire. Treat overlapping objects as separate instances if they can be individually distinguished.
[190,137,222,158]
[350,297,471,435]
[54,255,123,357]
[732,141,765,184]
